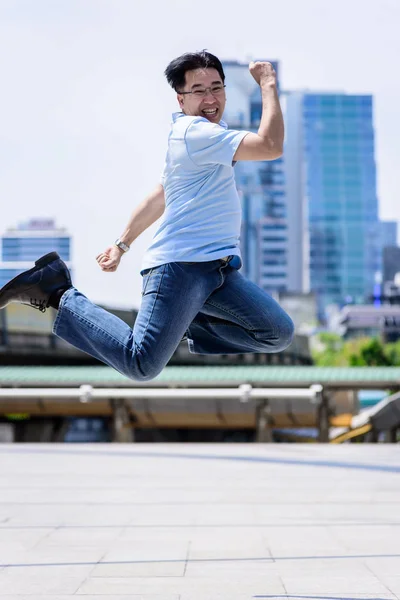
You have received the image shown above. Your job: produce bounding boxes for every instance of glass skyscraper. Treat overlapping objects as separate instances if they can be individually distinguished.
[223,61,290,294]
[0,218,71,288]
[284,91,397,317]
[380,221,397,249]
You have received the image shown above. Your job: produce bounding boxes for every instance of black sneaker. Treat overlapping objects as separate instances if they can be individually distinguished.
[0,252,72,313]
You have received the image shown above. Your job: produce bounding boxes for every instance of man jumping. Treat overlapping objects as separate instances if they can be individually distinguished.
[0,51,294,381]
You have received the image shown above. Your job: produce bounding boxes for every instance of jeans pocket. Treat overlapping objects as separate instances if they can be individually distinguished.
[141,265,164,296]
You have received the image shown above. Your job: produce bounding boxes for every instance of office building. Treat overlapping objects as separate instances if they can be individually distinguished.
[380,221,398,248]
[383,246,400,286]
[284,91,393,317]
[223,60,290,294]
[0,218,71,288]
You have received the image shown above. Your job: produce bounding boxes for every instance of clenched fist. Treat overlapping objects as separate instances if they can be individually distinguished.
[249,61,277,87]
[96,245,123,272]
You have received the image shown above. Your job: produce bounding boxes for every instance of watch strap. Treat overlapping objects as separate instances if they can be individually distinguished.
[114,238,130,253]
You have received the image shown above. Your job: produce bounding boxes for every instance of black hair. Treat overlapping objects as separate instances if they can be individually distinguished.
[164,50,225,92]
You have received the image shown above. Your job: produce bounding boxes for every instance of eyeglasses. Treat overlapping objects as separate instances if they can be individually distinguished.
[179,84,226,98]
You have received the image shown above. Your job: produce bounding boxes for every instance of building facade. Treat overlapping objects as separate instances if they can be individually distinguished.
[383,246,400,286]
[223,61,291,295]
[380,221,398,248]
[0,218,71,288]
[284,91,396,318]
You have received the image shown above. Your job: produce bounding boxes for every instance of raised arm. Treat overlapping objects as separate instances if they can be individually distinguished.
[97,184,165,272]
[233,61,284,162]
[117,184,165,248]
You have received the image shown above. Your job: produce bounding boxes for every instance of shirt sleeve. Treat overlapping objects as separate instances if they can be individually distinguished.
[185,118,249,168]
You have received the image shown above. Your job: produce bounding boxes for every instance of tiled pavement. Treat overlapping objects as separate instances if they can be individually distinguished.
[0,443,399,599]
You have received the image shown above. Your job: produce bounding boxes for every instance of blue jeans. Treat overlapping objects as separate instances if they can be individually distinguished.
[53,258,294,381]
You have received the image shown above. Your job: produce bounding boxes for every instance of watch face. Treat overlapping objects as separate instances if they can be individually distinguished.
[116,240,129,252]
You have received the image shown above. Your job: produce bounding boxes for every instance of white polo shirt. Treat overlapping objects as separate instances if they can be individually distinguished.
[141,112,249,272]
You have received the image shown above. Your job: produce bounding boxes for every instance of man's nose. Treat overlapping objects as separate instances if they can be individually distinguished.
[203,90,216,101]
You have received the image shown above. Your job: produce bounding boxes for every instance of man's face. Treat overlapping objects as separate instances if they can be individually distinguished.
[177,67,226,124]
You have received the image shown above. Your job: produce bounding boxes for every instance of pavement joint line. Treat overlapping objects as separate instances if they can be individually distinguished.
[1,522,400,529]
[1,447,400,473]
[253,597,399,599]
[363,559,398,597]
[1,553,400,568]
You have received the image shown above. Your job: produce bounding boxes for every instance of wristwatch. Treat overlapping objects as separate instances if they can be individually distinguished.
[114,238,130,253]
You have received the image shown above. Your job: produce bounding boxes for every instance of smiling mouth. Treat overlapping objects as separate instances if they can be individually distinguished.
[202,108,218,118]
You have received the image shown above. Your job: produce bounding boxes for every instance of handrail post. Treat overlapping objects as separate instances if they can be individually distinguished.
[79,385,93,403]
[239,383,252,403]
[110,398,134,443]
[239,384,271,444]
[255,398,273,443]
[311,384,329,443]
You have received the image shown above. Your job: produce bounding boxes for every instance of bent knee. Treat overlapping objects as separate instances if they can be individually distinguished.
[257,316,294,353]
[274,316,295,351]
[124,360,165,383]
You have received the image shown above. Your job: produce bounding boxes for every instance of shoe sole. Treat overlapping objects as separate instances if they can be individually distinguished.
[0,252,61,309]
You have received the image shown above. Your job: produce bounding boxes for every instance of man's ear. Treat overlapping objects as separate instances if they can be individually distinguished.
[177,93,184,109]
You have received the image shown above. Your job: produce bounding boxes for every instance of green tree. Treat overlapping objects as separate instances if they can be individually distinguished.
[312,334,400,366]
[348,337,391,366]
[382,339,400,366]
[312,333,345,366]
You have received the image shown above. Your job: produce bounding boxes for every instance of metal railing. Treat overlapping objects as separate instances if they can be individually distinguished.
[0,383,322,402]
[0,384,327,442]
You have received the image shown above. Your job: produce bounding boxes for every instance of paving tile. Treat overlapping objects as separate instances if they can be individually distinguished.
[1,443,399,599]
[42,526,125,546]
[0,571,85,594]
[188,537,266,558]
[77,575,286,596]
[0,528,54,546]
[376,576,400,593]
[365,557,400,577]
[281,574,394,594]
[91,561,185,577]
[184,559,275,578]
[20,543,108,563]
[76,576,182,595]
[117,525,194,543]
[1,563,95,578]
[0,596,180,600]
[251,596,398,600]
[89,539,189,577]
[102,539,189,560]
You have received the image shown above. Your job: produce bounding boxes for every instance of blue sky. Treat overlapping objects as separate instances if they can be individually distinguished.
[1,0,399,308]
